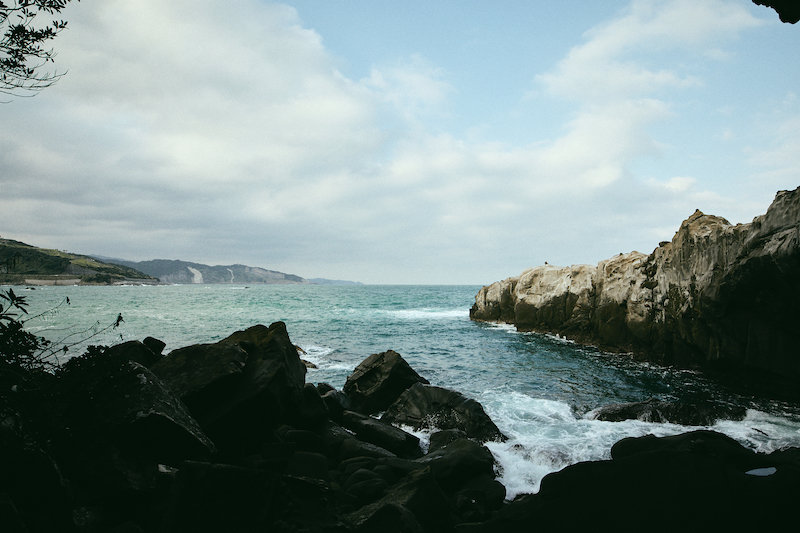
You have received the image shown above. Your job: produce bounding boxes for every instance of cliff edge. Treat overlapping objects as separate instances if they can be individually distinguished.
[471,187,800,387]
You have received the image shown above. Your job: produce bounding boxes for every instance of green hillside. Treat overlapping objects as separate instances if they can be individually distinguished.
[0,237,156,285]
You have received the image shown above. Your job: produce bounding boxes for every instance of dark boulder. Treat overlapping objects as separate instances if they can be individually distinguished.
[343,350,429,414]
[415,438,498,493]
[0,402,72,533]
[382,383,507,443]
[342,410,423,459]
[43,355,215,531]
[317,382,336,395]
[105,340,161,368]
[346,469,452,533]
[293,383,329,429]
[151,322,306,454]
[343,468,389,506]
[320,421,397,461]
[429,429,468,453]
[163,461,273,533]
[588,397,747,426]
[321,389,353,422]
[472,430,800,530]
[142,337,166,357]
[53,356,215,465]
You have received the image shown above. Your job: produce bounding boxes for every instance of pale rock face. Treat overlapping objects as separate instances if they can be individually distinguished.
[470,187,800,381]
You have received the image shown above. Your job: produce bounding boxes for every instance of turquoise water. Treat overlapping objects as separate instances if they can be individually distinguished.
[9,283,800,497]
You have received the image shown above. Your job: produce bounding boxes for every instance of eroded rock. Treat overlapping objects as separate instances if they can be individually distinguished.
[343,350,430,415]
[382,383,506,443]
[471,188,800,392]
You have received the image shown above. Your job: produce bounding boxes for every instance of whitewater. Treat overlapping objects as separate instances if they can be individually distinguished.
[12,283,800,498]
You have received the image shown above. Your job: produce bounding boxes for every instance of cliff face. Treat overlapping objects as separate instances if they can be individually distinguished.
[471,188,800,380]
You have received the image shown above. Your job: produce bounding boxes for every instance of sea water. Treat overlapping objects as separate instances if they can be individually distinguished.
[10,283,800,498]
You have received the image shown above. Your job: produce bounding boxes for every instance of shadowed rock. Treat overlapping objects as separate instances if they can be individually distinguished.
[588,397,747,426]
[342,410,423,459]
[151,322,306,453]
[470,430,800,530]
[382,383,507,443]
[343,350,430,415]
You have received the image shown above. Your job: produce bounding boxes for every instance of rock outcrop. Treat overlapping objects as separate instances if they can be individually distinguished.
[471,188,800,390]
[343,349,430,414]
[0,326,511,532]
[470,430,800,530]
[2,323,800,531]
[586,398,746,426]
[382,383,508,443]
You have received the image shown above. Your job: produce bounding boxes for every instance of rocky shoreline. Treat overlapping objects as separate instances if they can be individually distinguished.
[471,187,800,398]
[2,322,799,531]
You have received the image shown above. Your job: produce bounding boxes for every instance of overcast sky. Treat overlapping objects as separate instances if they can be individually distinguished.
[1,0,798,284]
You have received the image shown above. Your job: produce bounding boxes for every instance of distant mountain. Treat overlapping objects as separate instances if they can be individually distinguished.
[103,258,308,285]
[307,278,363,286]
[0,238,155,285]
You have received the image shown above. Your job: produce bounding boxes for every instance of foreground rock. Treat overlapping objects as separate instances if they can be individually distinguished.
[150,322,307,454]
[0,327,509,532]
[587,397,747,426]
[343,349,430,414]
[382,383,507,443]
[3,324,798,532]
[469,430,800,530]
[471,187,800,395]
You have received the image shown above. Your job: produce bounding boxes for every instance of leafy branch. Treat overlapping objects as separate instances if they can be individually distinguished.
[0,0,78,97]
[1,288,122,375]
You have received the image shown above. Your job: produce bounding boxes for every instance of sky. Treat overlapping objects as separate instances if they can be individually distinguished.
[1,0,798,284]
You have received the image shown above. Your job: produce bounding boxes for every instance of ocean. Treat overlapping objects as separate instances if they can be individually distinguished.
[10,283,800,498]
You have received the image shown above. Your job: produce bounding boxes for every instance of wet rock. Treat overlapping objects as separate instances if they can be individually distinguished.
[588,397,747,426]
[382,383,507,443]
[343,350,429,414]
[321,389,354,423]
[471,430,800,530]
[429,429,468,452]
[415,439,498,493]
[342,410,423,459]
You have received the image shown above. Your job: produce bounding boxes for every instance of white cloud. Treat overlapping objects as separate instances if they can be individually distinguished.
[537,0,760,103]
[364,54,454,124]
[0,0,784,284]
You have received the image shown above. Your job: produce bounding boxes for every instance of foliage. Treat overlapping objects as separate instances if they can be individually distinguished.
[0,237,156,282]
[0,287,54,373]
[0,288,123,381]
[0,0,78,97]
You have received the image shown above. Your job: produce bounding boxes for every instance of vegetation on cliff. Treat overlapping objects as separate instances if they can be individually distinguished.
[0,237,155,284]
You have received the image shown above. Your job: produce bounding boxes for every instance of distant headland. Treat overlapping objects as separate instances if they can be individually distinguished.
[0,237,360,286]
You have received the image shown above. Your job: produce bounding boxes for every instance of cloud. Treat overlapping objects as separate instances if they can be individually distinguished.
[364,54,454,126]
[0,0,783,284]
[537,0,761,103]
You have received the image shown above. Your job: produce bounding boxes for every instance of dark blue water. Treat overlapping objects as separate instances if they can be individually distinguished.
[10,283,800,496]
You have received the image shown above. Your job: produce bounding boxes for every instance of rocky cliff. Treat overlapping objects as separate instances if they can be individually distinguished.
[471,187,800,386]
